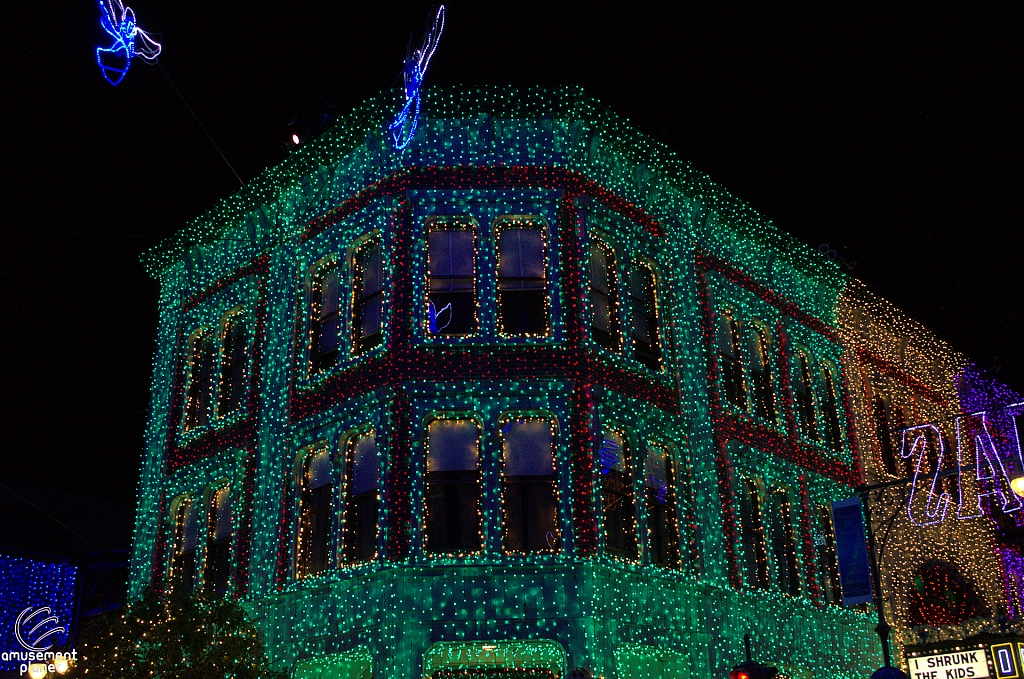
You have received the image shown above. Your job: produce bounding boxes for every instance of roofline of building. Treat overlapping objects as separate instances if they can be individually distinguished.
[141,85,840,286]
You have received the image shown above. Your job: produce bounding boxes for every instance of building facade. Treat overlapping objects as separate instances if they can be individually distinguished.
[129,86,984,678]
[837,283,1009,650]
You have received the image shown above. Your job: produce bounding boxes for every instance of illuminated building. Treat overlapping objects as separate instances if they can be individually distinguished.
[129,85,921,678]
[837,283,1010,652]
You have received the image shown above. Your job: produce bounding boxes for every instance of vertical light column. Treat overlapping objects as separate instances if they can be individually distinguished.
[247,245,300,597]
[130,269,185,599]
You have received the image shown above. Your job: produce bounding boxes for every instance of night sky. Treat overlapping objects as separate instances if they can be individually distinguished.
[2,3,1020,507]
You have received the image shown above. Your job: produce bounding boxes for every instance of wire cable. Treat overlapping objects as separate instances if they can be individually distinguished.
[158,62,245,188]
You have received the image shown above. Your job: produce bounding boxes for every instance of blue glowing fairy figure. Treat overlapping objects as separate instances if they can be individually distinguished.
[96,0,162,86]
[388,5,445,150]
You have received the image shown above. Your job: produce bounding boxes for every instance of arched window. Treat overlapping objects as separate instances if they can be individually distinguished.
[769,489,800,595]
[341,431,380,564]
[600,430,637,560]
[738,478,769,590]
[297,448,334,578]
[629,264,661,370]
[171,497,199,589]
[717,312,746,409]
[310,261,341,373]
[184,329,216,430]
[426,219,477,336]
[821,363,844,452]
[205,485,231,596]
[644,445,680,568]
[425,418,482,554]
[500,417,559,554]
[351,240,384,355]
[589,243,620,350]
[815,504,841,605]
[793,351,818,441]
[748,325,775,422]
[217,312,247,416]
[496,219,548,337]
[907,561,990,626]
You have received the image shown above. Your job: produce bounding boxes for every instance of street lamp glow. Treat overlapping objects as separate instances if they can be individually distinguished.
[1010,476,1024,498]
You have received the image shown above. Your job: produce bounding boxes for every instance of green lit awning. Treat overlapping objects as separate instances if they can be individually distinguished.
[293,648,373,679]
[422,640,567,679]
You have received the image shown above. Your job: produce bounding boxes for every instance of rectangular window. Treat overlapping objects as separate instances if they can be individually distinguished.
[599,430,637,560]
[748,327,775,422]
[739,478,770,590]
[644,445,680,567]
[184,329,216,430]
[496,221,548,337]
[821,366,844,452]
[770,489,800,595]
[297,448,333,578]
[352,241,384,354]
[425,418,482,554]
[589,243,619,350]
[629,264,661,370]
[205,485,231,596]
[794,352,818,441]
[341,431,380,564]
[815,504,842,605]
[311,263,341,373]
[171,498,198,589]
[717,313,747,409]
[217,313,247,416]
[427,221,477,336]
[501,418,559,554]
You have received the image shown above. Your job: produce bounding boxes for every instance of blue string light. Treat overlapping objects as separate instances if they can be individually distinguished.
[95,0,161,86]
[0,555,77,673]
[388,5,445,150]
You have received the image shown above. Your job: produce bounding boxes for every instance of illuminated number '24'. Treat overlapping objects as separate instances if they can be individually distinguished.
[901,406,1024,526]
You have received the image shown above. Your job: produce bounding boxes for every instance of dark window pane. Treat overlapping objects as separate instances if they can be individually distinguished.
[353,243,384,354]
[770,490,800,595]
[739,479,770,589]
[629,265,660,369]
[590,245,619,350]
[599,431,637,560]
[874,396,897,474]
[342,432,380,564]
[718,314,747,409]
[497,226,548,337]
[502,419,559,554]
[184,330,216,430]
[425,419,482,554]
[218,315,247,416]
[427,226,477,336]
[822,368,844,452]
[794,354,818,441]
[205,486,231,596]
[311,264,341,372]
[645,446,680,567]
[171,499,198,589]
[320,268,340,319]
[298,449,333,578]
[748,328,775,422]
[815,505,841,605]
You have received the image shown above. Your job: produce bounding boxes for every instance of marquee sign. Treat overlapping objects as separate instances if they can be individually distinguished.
[907,642,1024,679]
[908,649,989,679]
